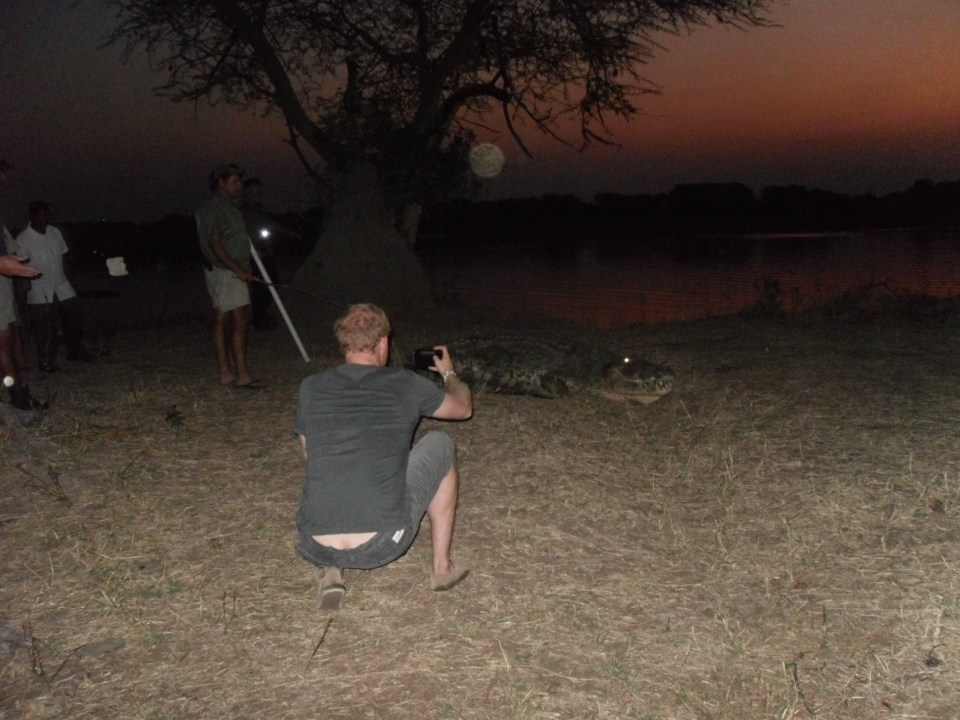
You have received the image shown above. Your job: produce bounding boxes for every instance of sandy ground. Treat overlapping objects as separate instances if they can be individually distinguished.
[2,278,960,719]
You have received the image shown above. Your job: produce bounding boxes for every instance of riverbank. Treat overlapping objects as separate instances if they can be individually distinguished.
[2,295,959,718]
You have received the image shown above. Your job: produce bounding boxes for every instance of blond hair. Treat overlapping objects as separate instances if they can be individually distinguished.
[334,303,391,354]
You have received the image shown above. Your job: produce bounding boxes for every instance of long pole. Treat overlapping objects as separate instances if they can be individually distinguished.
[248,240,310,363]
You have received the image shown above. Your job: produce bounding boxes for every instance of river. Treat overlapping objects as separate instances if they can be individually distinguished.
[426,228,960,328]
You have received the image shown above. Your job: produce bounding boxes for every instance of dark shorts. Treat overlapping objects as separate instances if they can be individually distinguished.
[295,431,455,570]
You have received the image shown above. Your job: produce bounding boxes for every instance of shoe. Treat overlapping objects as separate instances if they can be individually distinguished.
[317,567,345,612]
[234,379,266,390]
[67,350,97,362]
[430,564,469,592]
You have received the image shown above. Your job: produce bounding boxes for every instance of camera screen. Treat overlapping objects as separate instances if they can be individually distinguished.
[412,347,442,369]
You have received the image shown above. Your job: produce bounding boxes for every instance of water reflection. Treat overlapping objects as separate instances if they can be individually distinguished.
[430,229,960,328]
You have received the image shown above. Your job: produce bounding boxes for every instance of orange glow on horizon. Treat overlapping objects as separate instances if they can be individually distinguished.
[3,0,957,220]
[485,1,959,197]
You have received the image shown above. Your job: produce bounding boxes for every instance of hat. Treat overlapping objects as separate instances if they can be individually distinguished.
[0,160,13,172]
[210,163,244,181]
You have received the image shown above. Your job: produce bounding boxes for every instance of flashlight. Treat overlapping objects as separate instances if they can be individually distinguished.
[259,228,271,239]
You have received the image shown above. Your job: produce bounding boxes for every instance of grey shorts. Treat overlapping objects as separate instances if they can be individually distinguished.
[295,431,456,570]
[0,277,17,331]
[204,266,250,312]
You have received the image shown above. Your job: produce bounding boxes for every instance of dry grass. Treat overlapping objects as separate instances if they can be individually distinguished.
[3,299,960,719]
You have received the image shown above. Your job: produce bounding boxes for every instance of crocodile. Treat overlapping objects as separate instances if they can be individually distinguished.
[426,334,674,402]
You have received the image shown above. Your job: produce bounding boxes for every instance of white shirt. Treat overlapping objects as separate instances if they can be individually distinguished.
[14,224,77,304]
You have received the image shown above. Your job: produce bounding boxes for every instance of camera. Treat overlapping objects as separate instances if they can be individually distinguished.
[412,347,443,370]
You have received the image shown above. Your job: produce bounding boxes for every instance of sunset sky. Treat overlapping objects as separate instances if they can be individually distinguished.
[1,0,957,223]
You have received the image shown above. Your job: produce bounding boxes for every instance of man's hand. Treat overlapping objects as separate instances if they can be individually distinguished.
[431,345,473,420]
[0,253,40,278]
[430,345,455,376]
[210,234,253,283]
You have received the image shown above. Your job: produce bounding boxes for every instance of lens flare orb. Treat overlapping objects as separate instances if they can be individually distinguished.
[469,143,506,178]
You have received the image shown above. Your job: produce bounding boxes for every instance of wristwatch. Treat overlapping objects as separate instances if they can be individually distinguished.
[441,369,457,383]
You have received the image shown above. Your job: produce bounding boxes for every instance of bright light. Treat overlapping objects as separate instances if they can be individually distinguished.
[260,228,271,238]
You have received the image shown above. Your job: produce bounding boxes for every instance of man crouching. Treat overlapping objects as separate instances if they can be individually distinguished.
[294,303,473,611]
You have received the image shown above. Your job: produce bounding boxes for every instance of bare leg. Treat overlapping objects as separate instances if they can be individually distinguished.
[0,326,15,378]
[212,308,236,384]
[0,326,32,409]
[427,463,460,577]
[230,305,254,385]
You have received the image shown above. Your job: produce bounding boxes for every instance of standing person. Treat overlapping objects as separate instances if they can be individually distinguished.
[196,164,263,389]
[0,250,36,409]
[1,161,32,371]
[0,248,37,408]
[240,177,301,330]
[294,303,473,611]
[0,160,41,409]
[15,201,96,373]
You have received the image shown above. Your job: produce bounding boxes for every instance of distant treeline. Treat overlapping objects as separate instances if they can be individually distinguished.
[60,178,957,268]
[61,209,322,271]
[419,178,960,250]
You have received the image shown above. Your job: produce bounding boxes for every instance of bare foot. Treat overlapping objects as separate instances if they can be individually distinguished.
[431,563,469,591]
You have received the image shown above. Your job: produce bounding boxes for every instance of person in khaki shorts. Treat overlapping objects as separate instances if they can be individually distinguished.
[0,159,41,410]
[195,164,263,389]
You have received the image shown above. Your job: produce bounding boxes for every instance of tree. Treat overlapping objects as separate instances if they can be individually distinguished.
[105,0,772,313]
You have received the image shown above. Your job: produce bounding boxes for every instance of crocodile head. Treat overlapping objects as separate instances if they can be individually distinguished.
[600,355,674,404]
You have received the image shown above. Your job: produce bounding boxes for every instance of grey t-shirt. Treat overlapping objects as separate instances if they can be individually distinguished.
[195,194,251,271]
[294,364,445,535]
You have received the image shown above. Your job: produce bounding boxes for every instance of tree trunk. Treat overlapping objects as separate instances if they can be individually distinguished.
[292,161,433,322]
